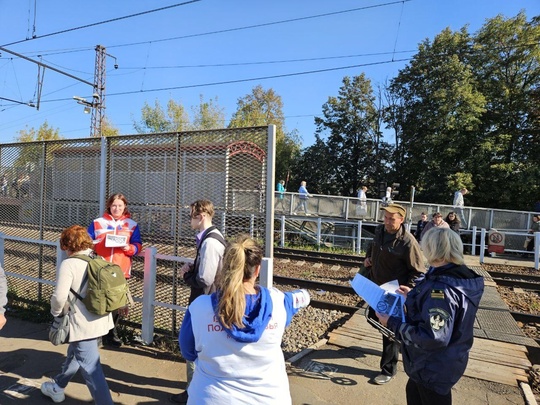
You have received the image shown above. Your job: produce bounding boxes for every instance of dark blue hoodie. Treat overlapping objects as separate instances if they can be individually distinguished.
[387,263,484,395]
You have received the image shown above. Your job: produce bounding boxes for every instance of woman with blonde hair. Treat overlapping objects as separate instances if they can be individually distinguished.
[179,235,310,404]
[41,225,114,404]
[377,227,484,404]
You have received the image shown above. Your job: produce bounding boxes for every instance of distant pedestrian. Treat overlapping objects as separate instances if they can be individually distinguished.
[276,179,286,211]
[445,212,461,234]
[41,225,114,404]
[421,212,450,240]
[414,213,428,242]
[293,181,312,216]
[453,188,468,227]
[356,186,368,217]
[1,175,7,197]
[524,214,540,253]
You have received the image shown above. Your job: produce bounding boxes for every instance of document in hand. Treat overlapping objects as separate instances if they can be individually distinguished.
[350,273,405,321]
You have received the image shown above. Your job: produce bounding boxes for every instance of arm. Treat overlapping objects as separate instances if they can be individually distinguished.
[406,240,425,285]
[0,266,7,329]
[184,238,224,289]
[179,308,198,361]
[387,287,456,351]
[50,260,75,317]
[125,224,142,256]
[283,289,310,326]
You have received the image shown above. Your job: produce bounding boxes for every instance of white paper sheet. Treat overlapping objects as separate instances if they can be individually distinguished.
[104,234,127,247]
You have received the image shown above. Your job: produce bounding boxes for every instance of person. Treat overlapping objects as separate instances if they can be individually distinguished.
[179,235,310,404]
[381,187,393,206]
[414,212,428,242]
[41,225,114,404]
[453,188,468,227]
[1,174,7,197]
[170,199,226,404]
[445,212,461,234]
[0,265,7,330]
[377,227,484,405]
[276,179,286,211]
[363,203,425,385]
[525,214,540,253]
[356,186,368,217]
[293,180,312,215]
[421,212,450,240]
[88,193,142,347]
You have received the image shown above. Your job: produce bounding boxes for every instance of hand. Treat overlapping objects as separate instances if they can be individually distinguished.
[0,313,7,330]
[122,244,130,252]
[364,257,372,267]
[376,312,389,327]
[179,263,192,277]
[396,285,411,297]
[117,306,129,317]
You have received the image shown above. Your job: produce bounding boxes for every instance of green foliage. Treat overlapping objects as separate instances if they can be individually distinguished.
[228,85,301,181]
[384,12,540,209]
[307,74,393,196]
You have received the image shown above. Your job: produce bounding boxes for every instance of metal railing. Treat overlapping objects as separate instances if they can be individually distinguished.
[0,232,273,345]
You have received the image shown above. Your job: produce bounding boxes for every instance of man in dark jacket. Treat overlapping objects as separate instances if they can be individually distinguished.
[364,203,425,385]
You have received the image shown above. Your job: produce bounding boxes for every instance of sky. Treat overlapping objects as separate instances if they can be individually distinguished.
[0,0,538,148]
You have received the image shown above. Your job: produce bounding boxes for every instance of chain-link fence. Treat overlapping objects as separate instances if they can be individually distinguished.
[0,126,273,334]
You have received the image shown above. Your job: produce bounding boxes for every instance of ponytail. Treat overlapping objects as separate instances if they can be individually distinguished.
[217,235,263,329]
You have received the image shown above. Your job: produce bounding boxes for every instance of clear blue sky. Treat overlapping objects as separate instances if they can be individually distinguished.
[0,0,538,147]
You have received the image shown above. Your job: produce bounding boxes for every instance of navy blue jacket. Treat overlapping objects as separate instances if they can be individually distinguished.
[387,263,484,395]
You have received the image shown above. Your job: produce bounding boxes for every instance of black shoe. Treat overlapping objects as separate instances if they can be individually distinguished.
[169,391,188,404]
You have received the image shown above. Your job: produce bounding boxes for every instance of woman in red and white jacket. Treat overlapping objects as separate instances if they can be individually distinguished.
[88,193,142,346]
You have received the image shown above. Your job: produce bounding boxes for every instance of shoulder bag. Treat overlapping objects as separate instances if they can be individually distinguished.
[48,276,87,346]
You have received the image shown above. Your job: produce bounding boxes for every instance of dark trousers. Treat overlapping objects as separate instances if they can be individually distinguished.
[368,306,399,376]
[406,378,451,405]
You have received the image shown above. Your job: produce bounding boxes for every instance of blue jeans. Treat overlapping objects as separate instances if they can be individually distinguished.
[55,338,113,405]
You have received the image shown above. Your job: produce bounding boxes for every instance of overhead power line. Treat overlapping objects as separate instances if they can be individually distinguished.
[1,0,202,47]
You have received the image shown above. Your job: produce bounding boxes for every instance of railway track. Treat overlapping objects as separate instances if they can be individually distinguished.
[274,247,362,267]
[488,270,540,292]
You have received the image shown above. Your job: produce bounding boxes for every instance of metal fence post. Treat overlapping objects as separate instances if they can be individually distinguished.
[535,232,540,271]
[260,257,273,288]
[280,216,285,248]
[99,136,107,213]
[316,217,322,247]
[141,246,157,345]
[357,221,362,254]
[0,233,4,269]
[479,228,486,264]
[471,226,477,256]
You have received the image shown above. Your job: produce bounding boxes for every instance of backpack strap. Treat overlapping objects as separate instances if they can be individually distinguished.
[68,254,93,302]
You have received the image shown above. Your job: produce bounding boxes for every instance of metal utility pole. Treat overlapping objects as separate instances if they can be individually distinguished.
[91,45,106,138]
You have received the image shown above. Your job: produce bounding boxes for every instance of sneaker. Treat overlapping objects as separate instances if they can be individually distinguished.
[373,374,394,385]
[41,381,65,403]
[169,391,188,403]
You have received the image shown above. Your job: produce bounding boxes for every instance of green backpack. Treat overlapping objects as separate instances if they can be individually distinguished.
[71,254,128,316]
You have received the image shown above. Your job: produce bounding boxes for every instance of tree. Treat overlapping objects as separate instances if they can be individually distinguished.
[15,121,62,142]
[469,12,540,209]
[133,99,189,133]
[191,95,225,130]
[229,85,301,182]
[388,27,486,203]
[291,136,333,194]
[314,74,393,196]
[100,117,120,137]
[14,121,64,176]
